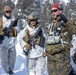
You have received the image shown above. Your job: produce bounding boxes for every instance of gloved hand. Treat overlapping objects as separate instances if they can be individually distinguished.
[25,43,31,49]
[57,14,68,24]
[3,27,9,37]
[0,35,4,43]
[0,35,4,40]
[3,27,8,33]
[42,52,46,58]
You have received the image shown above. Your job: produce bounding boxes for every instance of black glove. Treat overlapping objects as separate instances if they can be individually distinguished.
[0,35,4,40]
[3,27,9,37]
[57,14,68,23]
[0,35,4,43]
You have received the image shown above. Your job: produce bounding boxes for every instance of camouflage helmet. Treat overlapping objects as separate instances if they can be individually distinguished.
[4,5,11,12]
[28,13,37,20]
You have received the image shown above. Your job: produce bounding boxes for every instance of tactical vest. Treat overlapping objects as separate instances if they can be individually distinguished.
[0,17,17,37]
[0,18,4,35]
[47,21,61,44]
[23,28,41,45]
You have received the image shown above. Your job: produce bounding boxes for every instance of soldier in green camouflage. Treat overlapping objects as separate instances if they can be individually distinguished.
[46,3,76,75]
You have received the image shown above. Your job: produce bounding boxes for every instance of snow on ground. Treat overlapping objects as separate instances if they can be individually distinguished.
[0,42,28,75]
[0,42,48,75]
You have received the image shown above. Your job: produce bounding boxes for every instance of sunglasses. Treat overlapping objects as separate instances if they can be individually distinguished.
[51,9,58,13]
[30,19,36,22]
[5,11,11,13]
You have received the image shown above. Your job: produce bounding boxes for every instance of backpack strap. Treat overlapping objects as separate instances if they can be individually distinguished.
[0,18,3,27]
[0,17,4,35]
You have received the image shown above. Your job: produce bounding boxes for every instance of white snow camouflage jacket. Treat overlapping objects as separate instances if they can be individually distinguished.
[18,24,46,58]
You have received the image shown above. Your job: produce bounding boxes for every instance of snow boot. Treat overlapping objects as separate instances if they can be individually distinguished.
[8,71,14,75]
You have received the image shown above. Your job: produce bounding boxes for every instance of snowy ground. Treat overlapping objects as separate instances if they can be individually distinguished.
[0,35,76,75]
[0,42,48,75]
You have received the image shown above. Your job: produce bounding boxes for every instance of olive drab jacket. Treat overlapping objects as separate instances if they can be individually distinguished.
[46,19,76,75]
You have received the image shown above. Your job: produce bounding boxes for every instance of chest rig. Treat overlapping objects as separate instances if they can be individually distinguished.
[0,17,17,37]
[0,18,4,35]
[47,20,61,44]
[23,28,41,45]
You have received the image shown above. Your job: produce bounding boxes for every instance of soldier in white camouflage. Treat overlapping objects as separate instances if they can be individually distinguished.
[0,5,18,74]
[18,13,47,75]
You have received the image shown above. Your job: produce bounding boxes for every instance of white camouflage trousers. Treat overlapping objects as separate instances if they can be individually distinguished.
[28,56,46,75]
[0,46,16,73]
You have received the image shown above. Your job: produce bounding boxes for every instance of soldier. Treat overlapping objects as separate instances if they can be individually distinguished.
[46,3,76,75]
[69,35,76,75]
[69,49,76,75]
[0,5,18,74]
[18,13,47,75]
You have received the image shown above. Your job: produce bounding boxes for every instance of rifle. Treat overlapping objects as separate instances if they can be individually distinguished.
[23,25,45,56]
[28,25,45,48]
[55,21,68,48]
[0,18,19,43]
[3,18,19,36]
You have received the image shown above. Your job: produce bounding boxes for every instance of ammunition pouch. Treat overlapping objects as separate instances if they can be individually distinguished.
[34,36,41,45]
[47,32,60,44]
[9,27,17,37]
[23,35,41,45]
[23,35,29,43]
[0,28,4,35]
[23,28,45,48]
[0,18,4,35]
[23,29,30,43]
